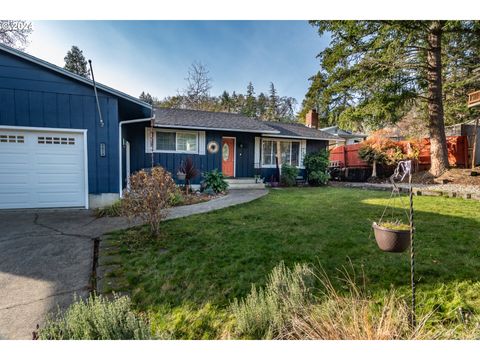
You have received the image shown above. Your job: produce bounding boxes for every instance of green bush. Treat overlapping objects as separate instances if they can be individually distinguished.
[281,164,299,187]
[94,200,123,218]
[37,294,153,340]
[202,169,229,193]
[169,188,185,206]
[230,262,314,339]
[303,151,330,186]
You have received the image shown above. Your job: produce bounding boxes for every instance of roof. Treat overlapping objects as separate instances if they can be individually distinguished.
[153,108,279,133]
[263,122,339,141]
[320,125,368,139]
[0,43,151,111]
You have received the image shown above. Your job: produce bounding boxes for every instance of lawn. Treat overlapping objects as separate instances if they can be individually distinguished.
[102,187,480,338]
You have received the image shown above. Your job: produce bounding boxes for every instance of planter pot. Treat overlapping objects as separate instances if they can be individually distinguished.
[372,222,411,253]
[177,172,186,181]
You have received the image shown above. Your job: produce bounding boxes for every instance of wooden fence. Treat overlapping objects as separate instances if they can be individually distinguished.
[330,136,469,169]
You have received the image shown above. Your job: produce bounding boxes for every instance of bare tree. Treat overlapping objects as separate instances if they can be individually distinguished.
[183,61,212,110]
[0,20,33,50]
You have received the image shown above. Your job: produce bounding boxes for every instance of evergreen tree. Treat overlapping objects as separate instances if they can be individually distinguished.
[307,20,480,176]
[266,82,279,121]
[139,91,155,105]
[64,45,90,78]
[220,91,232,112]
[242,82,257,117]
[256,92,268,119]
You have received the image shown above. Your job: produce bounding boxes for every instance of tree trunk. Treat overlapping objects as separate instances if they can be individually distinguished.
[372,160,377,178]
[426,21,450,177]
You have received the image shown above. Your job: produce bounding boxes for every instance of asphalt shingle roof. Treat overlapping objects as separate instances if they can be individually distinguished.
[154,108,278,133]
[153,108,338,140]
[264,121,339,141]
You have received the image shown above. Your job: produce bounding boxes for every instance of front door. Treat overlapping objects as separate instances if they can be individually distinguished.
[222,137,235,177]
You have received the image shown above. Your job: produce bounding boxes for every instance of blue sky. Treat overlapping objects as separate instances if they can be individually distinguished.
[27,21,328,108]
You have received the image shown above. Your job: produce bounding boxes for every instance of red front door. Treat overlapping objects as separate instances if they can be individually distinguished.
[222,138,235,177]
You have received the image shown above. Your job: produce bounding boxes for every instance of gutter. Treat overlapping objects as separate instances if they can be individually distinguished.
[118,117,154,197]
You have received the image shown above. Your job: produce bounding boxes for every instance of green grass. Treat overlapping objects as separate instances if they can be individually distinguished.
[105,187,480,338]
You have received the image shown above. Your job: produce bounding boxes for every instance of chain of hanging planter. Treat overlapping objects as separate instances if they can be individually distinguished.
[371,159,416,328]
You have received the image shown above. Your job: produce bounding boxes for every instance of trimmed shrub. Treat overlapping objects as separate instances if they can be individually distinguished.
[37,294,153,340]
[303,150,330,186]
[202,169,229,193]
[281,164,299,187]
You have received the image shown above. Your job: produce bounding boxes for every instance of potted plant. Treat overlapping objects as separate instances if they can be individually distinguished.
[176,171,186,181]
[372,221,411,253]
[177,157,200,194]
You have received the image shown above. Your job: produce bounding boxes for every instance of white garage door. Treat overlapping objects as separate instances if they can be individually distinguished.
[0,128,87,209]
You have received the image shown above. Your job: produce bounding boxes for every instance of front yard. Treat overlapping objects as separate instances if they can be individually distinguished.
[100,187,480,338]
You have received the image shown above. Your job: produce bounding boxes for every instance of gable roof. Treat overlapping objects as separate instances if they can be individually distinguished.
[0,43,151,111]
[263,122,339,141]
[320,125,368,139]
[154,108,279,133]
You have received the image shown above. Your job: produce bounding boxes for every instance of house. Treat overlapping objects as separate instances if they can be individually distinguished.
[123,107,336,188]
[320,125,368,145]
[0,43,336,210]
[0,43,151,209]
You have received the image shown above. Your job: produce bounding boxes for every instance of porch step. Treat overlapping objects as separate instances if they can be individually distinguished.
[226,178,266,190]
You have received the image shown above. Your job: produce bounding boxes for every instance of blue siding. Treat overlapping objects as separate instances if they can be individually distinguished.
[0,50,123,194]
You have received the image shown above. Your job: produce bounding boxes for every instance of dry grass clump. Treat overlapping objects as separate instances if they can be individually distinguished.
[231,262,478,340]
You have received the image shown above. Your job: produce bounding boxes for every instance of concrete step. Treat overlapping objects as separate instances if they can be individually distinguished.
[227,182,266,190]
[225,178,260,184]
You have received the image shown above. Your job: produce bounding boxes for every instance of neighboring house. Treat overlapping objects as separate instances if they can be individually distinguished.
[320,125,368,145]
[0,43,336,210]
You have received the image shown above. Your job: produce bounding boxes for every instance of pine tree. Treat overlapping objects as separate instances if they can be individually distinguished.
[220,91,232,112]
[242,82,257,117]
[308,20,480,176]
[266,82,279,121]
[64,45,90,78]
[256,92,268,119]
[139,91,155,105]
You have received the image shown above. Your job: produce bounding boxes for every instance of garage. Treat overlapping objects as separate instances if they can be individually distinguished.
[0,127,87,209]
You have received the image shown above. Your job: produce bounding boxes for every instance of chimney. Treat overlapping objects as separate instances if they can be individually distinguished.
[305,109,318,129]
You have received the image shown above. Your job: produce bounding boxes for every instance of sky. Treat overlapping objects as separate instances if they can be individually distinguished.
[26,21,328,108]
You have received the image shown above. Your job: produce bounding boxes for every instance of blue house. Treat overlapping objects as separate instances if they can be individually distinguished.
[0,43,336,210]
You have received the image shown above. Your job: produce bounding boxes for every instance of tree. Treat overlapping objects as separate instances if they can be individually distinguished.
[266,82,279,121]
[139,91,155,105]
[298,72,330,126]
[308,20,480,176]
[220,91,232,112]
[256,92,268,119]
[242,82,257,117]
[183,61,212,110]
[0,20,32,50]
[64,45,90,78]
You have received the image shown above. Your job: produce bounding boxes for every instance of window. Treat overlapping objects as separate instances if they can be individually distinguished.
[261,139,300,167]
[0,134,24,144]
[152,130,198,153]
[38,136,75,145]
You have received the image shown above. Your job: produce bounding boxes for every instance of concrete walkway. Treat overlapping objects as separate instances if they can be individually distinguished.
[166,189,268,220]
[0,189,268,339]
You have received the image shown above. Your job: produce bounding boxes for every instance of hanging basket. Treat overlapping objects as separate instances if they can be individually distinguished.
[372,222,411,253]
[176,172,186,181]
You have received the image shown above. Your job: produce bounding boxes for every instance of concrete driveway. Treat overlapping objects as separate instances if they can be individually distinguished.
[0,209,135,339]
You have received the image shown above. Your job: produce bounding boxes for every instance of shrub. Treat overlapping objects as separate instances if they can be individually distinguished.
[94,200,123,218]
[230,262,473,340]
[122,166,177,236]
[202,169,229,193]
[281,164,299,187]
[303,151,330,186]
[169,188,185,206]
[230,262,314,339]
[37,294,152,340]
[178,157,200,194]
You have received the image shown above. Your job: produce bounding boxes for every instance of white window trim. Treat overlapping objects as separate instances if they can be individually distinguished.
[260,138,304,169]
[145,128,199,154]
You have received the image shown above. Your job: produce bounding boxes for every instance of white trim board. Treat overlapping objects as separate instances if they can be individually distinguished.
[153,124,279,134]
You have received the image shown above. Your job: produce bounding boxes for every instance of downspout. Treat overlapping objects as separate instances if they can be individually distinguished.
[118,117,154,198]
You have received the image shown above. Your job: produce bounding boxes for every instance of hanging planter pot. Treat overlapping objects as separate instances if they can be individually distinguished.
[372,222,411,253]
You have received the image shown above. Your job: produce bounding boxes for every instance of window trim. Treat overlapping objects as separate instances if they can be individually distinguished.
[261,138,303,168]
[146,128,199,154]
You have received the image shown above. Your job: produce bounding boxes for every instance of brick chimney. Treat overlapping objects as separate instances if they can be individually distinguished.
[305,109,319,129]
